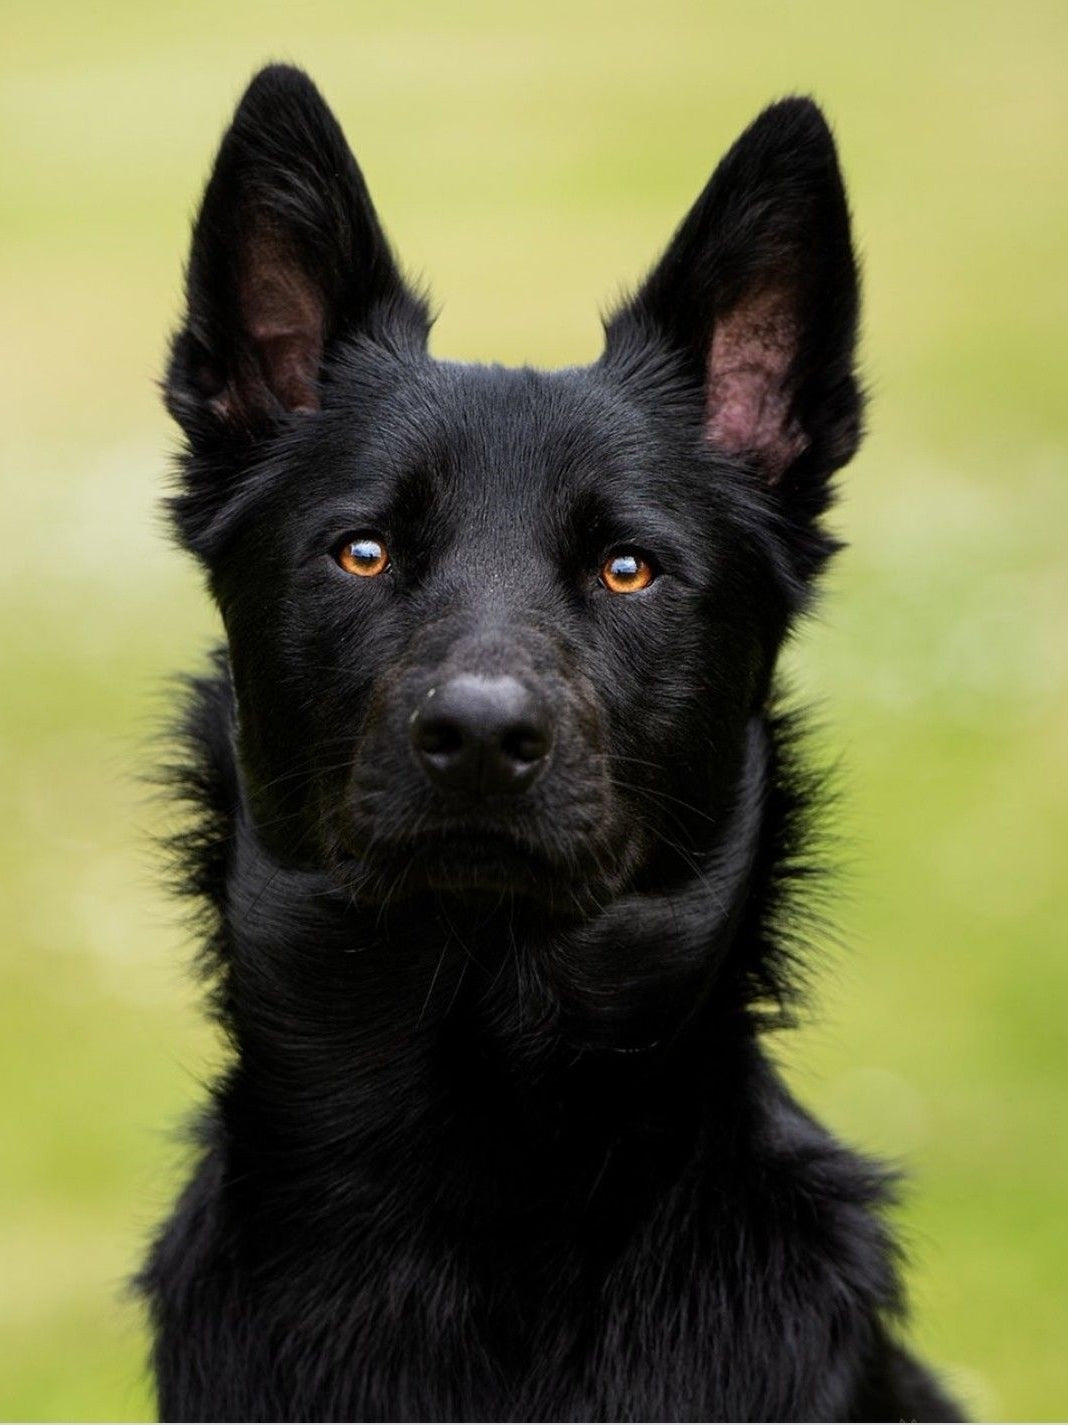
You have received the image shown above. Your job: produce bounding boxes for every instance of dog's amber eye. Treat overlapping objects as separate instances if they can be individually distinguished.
[337,534,389,578]
[601,549,655,594]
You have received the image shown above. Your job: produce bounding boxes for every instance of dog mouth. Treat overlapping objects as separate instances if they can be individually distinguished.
[333,824,599,911]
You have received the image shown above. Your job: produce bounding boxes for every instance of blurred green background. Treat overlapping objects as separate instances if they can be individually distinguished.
[2,0,1066,1417]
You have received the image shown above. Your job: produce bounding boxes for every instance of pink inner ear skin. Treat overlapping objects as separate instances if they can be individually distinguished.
[229,232,325,417]
[704,288,808,483]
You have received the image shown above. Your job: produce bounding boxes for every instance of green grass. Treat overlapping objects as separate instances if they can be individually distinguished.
[2,1,1066,1416]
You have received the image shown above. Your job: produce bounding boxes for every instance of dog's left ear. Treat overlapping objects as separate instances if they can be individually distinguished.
[605,98,862,501]
[167,64,427,443]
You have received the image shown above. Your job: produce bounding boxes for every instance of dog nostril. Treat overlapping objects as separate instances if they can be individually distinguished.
[414,716,464,758]
[500,724,550,766]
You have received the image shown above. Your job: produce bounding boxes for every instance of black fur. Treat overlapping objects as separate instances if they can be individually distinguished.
[140,65,962,1421]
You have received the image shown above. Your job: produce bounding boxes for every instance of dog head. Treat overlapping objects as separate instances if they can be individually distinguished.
[167,66,861,918]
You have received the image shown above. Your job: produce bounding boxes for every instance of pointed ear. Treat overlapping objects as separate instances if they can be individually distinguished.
[167,65,428,441]
[605,98,862,491]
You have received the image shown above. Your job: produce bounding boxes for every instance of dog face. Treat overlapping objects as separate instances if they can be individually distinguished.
[167,67,860,917]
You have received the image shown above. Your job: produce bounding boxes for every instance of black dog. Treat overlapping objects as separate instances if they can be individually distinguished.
[140,65,962,1421]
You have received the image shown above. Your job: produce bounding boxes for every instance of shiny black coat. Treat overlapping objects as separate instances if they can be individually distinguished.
[139,65,961,1422]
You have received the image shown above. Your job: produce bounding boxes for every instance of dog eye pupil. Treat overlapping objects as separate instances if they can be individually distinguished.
[601,550,655,594]
[337,535,389,578]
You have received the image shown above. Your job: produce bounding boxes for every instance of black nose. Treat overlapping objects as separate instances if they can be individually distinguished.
[410,674,552,796]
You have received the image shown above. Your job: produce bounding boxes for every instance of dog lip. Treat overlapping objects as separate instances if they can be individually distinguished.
[339,824,566,898]
[409,827,549,877]
[412,825,534,850]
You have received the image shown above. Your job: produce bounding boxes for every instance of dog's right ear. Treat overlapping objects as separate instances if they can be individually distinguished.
[167,65,427,445]
[603,99,861,564]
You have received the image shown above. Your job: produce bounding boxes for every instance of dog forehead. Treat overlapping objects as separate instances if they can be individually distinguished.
[292,351,715,559]
[366,358,648,500]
